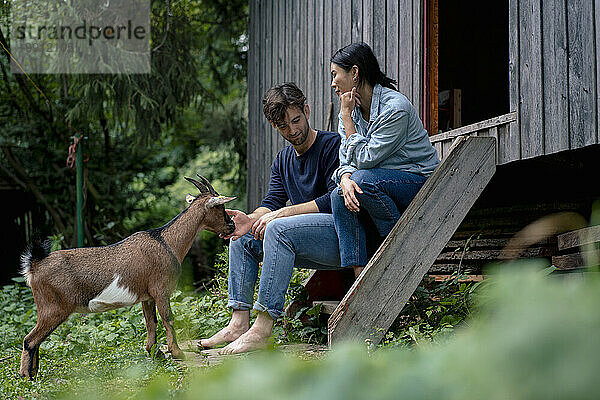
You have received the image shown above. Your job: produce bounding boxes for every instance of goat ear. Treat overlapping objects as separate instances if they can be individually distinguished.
[185,193,196,204]
[205,196,237,208]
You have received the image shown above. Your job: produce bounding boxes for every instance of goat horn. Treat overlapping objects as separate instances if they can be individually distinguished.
[184,176,209,194]
[196,174,220,196]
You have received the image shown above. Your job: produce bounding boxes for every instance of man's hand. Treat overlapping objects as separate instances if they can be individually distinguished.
[340,174,363,212]
[220,209,253,241]
[250,210,282,240]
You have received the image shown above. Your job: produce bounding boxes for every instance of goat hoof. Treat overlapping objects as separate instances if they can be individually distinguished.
[19,370,34,380]
[147,346,166,360]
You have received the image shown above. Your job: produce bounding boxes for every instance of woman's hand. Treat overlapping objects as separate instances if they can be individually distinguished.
[340,174,363,212]
[340,87,361,117]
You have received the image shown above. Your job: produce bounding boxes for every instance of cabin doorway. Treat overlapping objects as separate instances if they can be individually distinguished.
[425,0,510,135]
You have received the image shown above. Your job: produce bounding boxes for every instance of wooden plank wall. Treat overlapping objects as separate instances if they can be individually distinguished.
[511,0,599,160]
[249,0,600,210]
[247,0,423,210]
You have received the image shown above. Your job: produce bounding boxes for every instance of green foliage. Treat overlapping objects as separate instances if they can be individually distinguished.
[0,281,181,399]
[277,270,328,345]
[379,274,479,348]
[7,242,600,399]
[7,259,598,399]
[0,0,248,256]
[0,247,317,398]
[172,250,232,340]
[179,263,600,400]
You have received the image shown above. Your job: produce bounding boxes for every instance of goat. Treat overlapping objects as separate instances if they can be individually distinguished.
[19,175,236,379]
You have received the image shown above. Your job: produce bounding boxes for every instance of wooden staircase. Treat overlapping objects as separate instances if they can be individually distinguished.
[327,136,497,346]
[553,225,600,270]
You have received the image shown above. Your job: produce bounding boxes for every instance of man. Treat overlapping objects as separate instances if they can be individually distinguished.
[199,82,341,354]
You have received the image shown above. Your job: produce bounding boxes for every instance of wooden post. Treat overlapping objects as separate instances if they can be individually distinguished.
[427,0,438,135]
[76,135,84,247]
[328,136,497,346]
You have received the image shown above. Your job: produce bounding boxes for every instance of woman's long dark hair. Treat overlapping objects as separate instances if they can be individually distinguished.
[331,42,397,91]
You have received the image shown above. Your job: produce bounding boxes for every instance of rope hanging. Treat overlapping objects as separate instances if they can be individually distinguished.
[66,135,89,168]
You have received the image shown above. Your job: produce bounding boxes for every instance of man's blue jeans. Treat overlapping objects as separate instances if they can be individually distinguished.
[227,213,342,320]
[331,168,427,268]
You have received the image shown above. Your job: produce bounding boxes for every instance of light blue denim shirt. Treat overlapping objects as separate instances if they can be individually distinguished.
[332,84,440,184]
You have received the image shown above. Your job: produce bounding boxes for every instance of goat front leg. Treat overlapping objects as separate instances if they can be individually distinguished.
[20,308,70,379]
[142,299,165,359]
[154,295,185,360]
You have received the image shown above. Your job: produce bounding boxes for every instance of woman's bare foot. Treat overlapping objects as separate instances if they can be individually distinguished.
[220,311,274,355]
[199,310,250,349]
[352,265,365,279]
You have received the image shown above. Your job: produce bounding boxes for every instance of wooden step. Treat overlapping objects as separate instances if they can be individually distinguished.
[557,225,600,251]
[552,251,600,270]
[426,274,485,282]
[328,136,497,346]
[313,300,340,315]
[314,274,484,316]
[436,247,554,262]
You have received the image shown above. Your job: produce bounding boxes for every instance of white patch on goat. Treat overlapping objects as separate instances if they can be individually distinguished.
[88,275,138,312]
[20,251,32,287]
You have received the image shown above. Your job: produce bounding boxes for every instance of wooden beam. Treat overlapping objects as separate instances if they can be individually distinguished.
[508,0,521,161]
[552,251,600,270]
[567,0,596,149]
[429,263,483,274]
[429,112,517,143]
[313,301,341,315]
[557,225,600,251]
[328,136,496,346]
[542,0,569,154]
[427,0,438,136]
[436,246,554,262]
[519,0,544,158]
[427,274,485,282]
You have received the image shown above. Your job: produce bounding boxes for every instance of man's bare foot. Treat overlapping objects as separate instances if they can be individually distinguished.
[219,328,270,354]
[199,310,250,349]
[219,311,274,355]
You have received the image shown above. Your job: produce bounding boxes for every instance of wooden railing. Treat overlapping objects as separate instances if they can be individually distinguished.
[430,112,517,163]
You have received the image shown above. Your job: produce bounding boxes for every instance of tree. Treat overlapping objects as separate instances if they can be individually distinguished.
[0,0,248,256]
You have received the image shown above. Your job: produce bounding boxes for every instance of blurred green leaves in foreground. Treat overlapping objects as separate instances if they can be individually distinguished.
[48,261,600,399]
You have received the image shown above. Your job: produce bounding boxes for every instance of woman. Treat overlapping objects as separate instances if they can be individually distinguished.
[330,42,439,277]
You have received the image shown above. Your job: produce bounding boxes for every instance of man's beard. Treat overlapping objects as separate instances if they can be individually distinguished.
[288,128,309,146]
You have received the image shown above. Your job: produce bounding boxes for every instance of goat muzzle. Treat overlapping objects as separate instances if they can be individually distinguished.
[226,221,236,234]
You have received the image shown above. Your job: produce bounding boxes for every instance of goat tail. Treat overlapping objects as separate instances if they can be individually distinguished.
[20,240,51,286]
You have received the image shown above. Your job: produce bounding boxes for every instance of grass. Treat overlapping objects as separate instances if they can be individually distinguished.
[0,248,477,399]
[0,282,187,399]
[6,260,600,400]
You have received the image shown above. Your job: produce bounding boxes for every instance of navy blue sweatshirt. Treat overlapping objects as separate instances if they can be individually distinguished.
[260,130,341,213]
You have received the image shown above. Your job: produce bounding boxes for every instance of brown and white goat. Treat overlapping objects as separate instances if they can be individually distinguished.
[19,175,235,379]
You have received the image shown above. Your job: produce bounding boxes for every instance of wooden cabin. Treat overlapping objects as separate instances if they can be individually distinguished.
[246,0,600,346]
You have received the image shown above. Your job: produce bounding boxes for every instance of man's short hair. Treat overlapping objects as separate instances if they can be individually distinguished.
[262,83,307,127]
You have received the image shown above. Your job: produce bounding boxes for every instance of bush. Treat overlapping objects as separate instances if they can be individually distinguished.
[54,260,600,399]
[10,245,598,400]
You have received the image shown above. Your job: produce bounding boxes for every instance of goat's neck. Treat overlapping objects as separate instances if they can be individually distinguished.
[160,203,206,263]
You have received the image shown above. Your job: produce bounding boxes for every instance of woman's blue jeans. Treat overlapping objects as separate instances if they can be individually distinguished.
[331,168,427,268]
[227,213,342,320]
